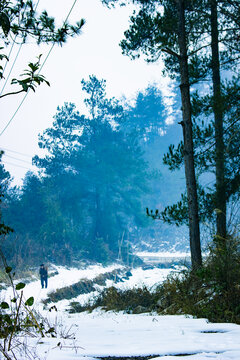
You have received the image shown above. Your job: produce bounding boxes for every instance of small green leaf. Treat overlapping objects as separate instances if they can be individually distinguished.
[5,266,12,274]
[15,282,25,290]
[46,327,56,334]
[0,301,9,309]
[25,296,34,306]
[3,314,12,324]
[0,12,11,36]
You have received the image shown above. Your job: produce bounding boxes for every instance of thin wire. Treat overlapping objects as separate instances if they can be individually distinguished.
[0,92,29,136]
[3,160,35,171]
[1,37,17,78]
[3,154,32,165]
[0,0,79,137]
[38,0,79,72]
[0,146,32,158]
[0,43,23,96]
[64,0,79,24]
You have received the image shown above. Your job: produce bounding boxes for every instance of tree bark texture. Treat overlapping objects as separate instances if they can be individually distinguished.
[210,0,227,240]
[176,0,202,268]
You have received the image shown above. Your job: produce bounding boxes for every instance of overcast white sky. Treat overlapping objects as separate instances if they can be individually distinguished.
[0,0,172,185]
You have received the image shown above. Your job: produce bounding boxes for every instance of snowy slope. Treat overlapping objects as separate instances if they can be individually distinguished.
[1,263,240,360]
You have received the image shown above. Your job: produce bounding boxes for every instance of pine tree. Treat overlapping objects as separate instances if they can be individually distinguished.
[162,0,240,241]
[102,0,203,268]
[31,76,149,263]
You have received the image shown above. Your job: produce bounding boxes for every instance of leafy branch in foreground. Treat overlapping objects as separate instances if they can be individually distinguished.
[0,258,58,359]
[0,55,50,98]
[0,0,85,101]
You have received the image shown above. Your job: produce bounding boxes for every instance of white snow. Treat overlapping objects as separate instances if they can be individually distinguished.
[108,267,172,290]
[1,263,240,360]
[136,251,190,258]
[0,263,123,306]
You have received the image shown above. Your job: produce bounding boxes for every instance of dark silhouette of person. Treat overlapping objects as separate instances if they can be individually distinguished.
[39,264,48,289]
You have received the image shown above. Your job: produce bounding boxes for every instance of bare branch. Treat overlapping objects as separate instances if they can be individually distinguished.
[161,47,180,58]
[0,89,25,99]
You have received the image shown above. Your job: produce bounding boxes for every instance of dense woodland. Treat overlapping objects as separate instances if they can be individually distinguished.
[0,77,187,266]
[0,0,240,271]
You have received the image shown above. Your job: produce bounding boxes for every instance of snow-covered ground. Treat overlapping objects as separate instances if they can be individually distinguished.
[136,251,191,265]
[136,251,190,258]
[1,262,240,360]
[1,263,124,309]
[35,311,240,360]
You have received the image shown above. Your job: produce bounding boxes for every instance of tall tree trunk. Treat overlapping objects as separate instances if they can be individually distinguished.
[210,0,227,240]
[176,0,202,268]
[94,189,101,240]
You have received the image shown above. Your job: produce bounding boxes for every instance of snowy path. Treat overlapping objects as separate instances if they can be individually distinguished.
[34,311,240,360]
[1,264,240,360]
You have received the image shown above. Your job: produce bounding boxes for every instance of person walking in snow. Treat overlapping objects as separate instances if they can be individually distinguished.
[39,264,48,289]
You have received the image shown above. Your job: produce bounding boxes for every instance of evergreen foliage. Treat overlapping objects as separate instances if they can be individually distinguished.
[2,76,159,265]
[102,0,240,258]
[0,151,12,237]
[161,1,240,240]
[104,0,203,267]
[1,78,188,266]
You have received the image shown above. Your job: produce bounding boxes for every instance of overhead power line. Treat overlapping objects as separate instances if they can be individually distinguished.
[0,43,23,96]
[36,0,79,73]
[0,146,33,158]
[3,160,36,171]
[0,0,78,137]
[3,154,33,165]
[0,93,29,136]
[0,38,17,80]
